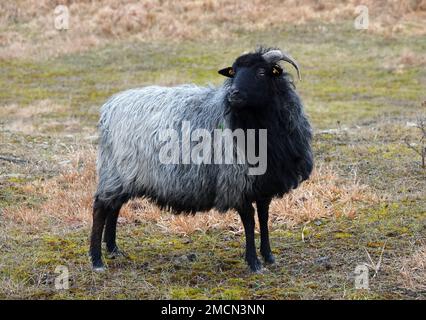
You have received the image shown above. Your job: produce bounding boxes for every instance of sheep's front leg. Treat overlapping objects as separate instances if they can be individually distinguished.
[238,204,262,272]
[256,199,275,264]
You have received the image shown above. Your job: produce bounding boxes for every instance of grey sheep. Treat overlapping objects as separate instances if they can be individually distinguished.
[90,47,313,272]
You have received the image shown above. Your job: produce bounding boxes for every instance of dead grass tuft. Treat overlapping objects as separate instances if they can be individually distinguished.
[5,149,379,234]
[397,49,426,67]
[399,242,426,291]
[383,49,426,73]
[0,100,76,134]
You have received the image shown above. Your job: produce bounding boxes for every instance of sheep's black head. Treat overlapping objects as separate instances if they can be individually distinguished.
[218,48,301,111]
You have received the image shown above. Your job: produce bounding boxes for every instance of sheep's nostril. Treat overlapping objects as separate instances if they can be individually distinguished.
[230,88,245,100]
[228,88,246,107]
[229,89,240,98]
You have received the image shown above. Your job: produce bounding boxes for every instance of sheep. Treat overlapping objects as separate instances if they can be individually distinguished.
[90,47,313,272]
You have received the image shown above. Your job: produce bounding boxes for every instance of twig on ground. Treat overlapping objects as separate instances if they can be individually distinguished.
[0,155,28,164]
[403,103,426,168]
[363,240,387,278]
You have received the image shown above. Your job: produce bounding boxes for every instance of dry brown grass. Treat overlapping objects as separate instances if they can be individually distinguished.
[4,149,379,234]
[397,49,426,67]
[0,100,80,134]
[399,242,426,291]
[383,48,426,73]
[1,0,425,59]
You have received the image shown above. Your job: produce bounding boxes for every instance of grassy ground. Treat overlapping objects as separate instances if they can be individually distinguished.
[0,8,425,299]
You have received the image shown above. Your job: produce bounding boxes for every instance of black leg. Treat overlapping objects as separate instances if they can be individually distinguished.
[103,208,121,256]
[238,203,262,272]
[256,198,275,264]
[90,197,108,271]
[103,195,129,259]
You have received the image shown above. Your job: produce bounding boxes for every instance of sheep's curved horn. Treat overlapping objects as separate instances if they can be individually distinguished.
[262,50,301,80]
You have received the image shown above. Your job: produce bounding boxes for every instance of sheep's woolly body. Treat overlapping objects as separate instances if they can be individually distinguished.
[97,84,255,212]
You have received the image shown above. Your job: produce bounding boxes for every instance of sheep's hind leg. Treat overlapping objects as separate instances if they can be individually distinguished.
[90,197,109,271]
[103,196,128,259]
[238,203,262,272]
[256,199,275,264]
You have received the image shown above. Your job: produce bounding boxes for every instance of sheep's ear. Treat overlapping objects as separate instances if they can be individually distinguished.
[218,67,235,78]
[271,64,283,77]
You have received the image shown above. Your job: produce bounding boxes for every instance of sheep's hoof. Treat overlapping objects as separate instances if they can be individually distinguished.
[93,266,106,272]
[91,259,106,272]
[107,247,129,259]
[262,253,276,264]
[247,258,262,273]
